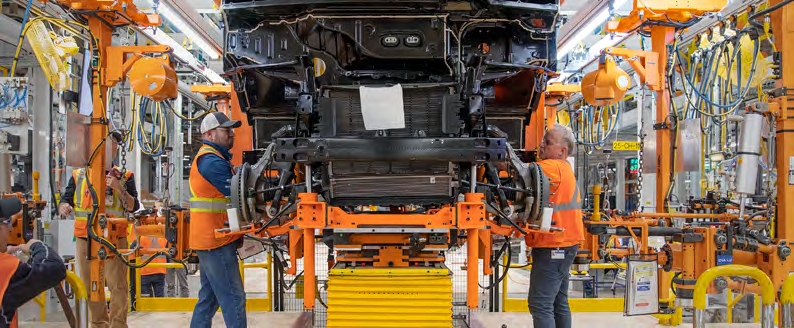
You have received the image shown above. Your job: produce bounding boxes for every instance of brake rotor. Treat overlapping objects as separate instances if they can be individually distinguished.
[526,163,550,226]
[230,144,277,225]
[231,163,253,225]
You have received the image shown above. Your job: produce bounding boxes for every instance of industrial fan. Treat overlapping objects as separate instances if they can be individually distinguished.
[26,20,79,92]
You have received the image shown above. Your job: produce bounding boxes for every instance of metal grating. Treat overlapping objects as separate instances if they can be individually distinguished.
[326,267,453,328]
[330,175,452,199]
[331,161,450,176]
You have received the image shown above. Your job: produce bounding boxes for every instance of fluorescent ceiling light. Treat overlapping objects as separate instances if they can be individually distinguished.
[140,27,226,84]
[157,3,220,59]
[588,32,628,56]
[557,10,609,60]
[557,0,631,60]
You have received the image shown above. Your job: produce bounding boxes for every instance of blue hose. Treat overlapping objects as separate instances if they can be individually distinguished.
[11,0,34,78]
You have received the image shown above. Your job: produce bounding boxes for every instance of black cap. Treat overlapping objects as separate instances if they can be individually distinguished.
[0,198,22,223]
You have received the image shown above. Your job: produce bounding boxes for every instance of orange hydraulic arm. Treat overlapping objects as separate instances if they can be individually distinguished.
[191,84,253,167]
[526,83,580,150]
[44,0,178,302]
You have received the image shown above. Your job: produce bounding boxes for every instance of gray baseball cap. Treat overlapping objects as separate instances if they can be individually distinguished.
[200,112,241,134]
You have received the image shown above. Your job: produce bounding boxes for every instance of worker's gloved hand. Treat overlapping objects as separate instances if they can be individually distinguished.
[58,202,73,217]
[7,239,41,255]
[106,175,123,193]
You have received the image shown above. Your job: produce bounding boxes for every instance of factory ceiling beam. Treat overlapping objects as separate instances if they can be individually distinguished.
[160,0,223,56]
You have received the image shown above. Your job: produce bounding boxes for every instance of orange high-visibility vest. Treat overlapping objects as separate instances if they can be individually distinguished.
[140,237,167,276]
[0,253,20,328]
[525,159,584,248]
[72,167,134,238]
[188,144,239,250]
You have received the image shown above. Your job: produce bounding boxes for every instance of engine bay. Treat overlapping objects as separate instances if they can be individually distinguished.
[223,0,557,229]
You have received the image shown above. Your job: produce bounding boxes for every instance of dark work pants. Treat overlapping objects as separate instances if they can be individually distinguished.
[141,273,165,298]
[528,245,578,328]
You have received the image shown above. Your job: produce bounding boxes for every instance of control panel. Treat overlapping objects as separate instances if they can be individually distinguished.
[0,78,29,155]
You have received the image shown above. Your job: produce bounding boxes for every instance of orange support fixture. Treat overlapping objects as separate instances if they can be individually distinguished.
[770,0,794,242]
[191,83,253,167]
[525,83,579,151]
[295,193,324,310]
[51,0,174,302]
[459,193,487,309]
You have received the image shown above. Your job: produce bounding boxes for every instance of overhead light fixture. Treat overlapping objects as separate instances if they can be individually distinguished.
[557,0,630,60]
[140,27,226,84]
[588,32,628,56]
[156,3,220,60]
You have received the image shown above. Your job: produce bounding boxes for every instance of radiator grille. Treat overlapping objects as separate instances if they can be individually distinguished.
[330,175,452,199]
[328,87,446,138]
[331,161,450,175]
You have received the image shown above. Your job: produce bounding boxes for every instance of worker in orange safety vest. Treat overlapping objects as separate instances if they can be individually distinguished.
[129,227,167,298]
[57,131,141,328]
[524,123,584,328]
[189,112,246,328]
[0,198,66,328]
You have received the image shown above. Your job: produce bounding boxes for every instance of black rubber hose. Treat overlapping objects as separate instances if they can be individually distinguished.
[748,0,794,22]
[49,88,57,218]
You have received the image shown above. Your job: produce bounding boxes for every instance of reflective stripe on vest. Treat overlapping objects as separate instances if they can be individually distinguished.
[72,167,133,238]
[551,184,581,212]
[141,237,162,262]
[189,144,238,250]
[525,159,585,248]
[189,199,229,213]
[188,146,230,213]
[73,169,90,219]
[0,253,20,328]
[141,237,167,276]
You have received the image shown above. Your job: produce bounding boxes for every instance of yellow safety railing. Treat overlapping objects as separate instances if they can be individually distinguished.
[780,273,794,327]
[502,262,627,312]
[65,270,89,328]
[693,265,775,328]
[133,253,272,312]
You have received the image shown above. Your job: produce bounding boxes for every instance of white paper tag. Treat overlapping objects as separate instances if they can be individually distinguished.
[227,207,240,232]
[237,238,263,259]
[540,207,554,232]
[551,250,565,260]
[648,236,666,249]
[358,84,406,130]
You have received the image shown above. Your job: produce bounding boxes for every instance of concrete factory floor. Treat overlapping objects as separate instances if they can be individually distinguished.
[15,245,743,327]
[18,311,692,327]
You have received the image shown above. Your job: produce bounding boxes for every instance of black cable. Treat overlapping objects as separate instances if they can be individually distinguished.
[48,88,58,217]
[478,241,511,289]
[671,272,681,296]
[748,0,794,22]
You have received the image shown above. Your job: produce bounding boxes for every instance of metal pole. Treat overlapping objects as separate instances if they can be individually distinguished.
[0,154,11,192]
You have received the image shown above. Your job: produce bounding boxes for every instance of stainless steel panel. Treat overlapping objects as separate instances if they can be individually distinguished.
[65,111,91,167]
[640,105,656,173]
[676,119,702,172]
[735,113,764,194]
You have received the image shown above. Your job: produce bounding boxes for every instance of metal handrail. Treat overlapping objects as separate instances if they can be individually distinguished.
[693,265,775,328]
[65,270,88,328]
[779,273,794,327]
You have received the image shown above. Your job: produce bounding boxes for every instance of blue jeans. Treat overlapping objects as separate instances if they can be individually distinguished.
[190,241,247,328]
[141,273,165,297]
[528,245,578,328]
